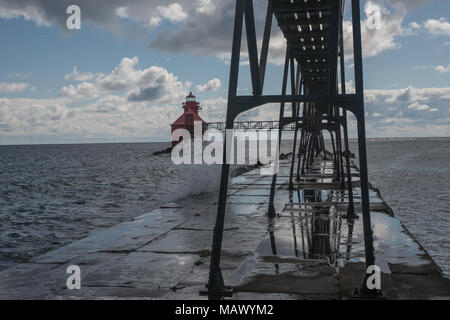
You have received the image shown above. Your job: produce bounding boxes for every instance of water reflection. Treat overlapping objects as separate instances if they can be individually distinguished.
[261,185,358,271]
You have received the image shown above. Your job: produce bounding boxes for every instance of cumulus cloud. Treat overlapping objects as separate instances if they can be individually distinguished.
[0,82,30,93]
[59,57,189,103]
[1,83,450,142]
[147,3,188,28]
[423,17,450,35]
[343,1,408,60]
[0,95,182,142]
[196,78,222,92]
[60,82,99,99]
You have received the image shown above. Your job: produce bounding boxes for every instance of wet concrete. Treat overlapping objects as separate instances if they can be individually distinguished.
[0,158,449,300]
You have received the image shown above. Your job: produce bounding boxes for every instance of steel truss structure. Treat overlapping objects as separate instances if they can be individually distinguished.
[202,0,376,299]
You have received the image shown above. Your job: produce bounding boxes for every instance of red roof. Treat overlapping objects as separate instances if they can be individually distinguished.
[171,111,206,126]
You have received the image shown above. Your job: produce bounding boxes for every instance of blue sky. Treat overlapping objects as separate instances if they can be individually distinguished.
[0,0,449,144]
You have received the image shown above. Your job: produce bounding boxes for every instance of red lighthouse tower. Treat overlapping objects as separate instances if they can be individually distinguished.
[171,92,207,146]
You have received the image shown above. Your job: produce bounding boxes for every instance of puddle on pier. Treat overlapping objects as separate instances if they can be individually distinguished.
[250,207,430,277]
[229,158,430,284]
[255,207,343,272]
[277,188,384,206]
[243,180,428,278]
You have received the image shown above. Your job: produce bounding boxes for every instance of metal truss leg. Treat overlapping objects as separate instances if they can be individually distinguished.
[337,126,345,189]
[320,134,327,160]
[343,114,356,219]
[268,47,290,218]
[356,113,377,294]
[302,134,311,173]
[202,0,245,300]
[351,0,379,296]
[296,130,305,181]
[289,126,299,190]
[204,129,234,299]
[330,130,337,172]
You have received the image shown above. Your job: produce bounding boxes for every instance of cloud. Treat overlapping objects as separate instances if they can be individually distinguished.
[0,0,188,31]
[64,66,103,82]
[385,0,433,13]
[60,82,99,99]
[414,65,450,73]
[361,85,450,137]
[1,83,450,143]
[0,3,51,26]
[8,72,32,79]
[147,3,188,28]
[196,78,222,92]
[59,57,190,103]
[407,101,436,112]
[149,1,236,57]
[343,1,409,60]
[423,17,450,35]
[434,65,450,73]
[199,85,450,138]
[0,0,425,65]
[0,95,181,142]
[196,0,215,14]
[0,82,30,93]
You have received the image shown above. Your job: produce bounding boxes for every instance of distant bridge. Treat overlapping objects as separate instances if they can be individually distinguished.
[207,120,298,132]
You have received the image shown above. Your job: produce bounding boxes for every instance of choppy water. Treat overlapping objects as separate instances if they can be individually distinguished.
[0,138,449,279]
[0,142,221,271]
[349,137,450,278]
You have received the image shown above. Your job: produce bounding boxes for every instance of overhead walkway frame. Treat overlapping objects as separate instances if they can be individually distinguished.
[202,0,376,299]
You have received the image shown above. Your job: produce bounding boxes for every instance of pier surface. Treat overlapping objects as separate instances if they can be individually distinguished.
[0,159,449,300]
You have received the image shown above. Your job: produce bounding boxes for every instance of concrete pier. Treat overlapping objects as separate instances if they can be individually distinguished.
[0,159,449,300]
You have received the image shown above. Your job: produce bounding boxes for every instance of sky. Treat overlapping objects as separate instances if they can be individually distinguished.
[0,0,449,145]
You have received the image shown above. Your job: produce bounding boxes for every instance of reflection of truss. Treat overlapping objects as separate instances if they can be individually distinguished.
[207,121,297,131]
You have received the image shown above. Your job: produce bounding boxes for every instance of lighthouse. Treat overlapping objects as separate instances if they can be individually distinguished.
[171,92,208,146]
